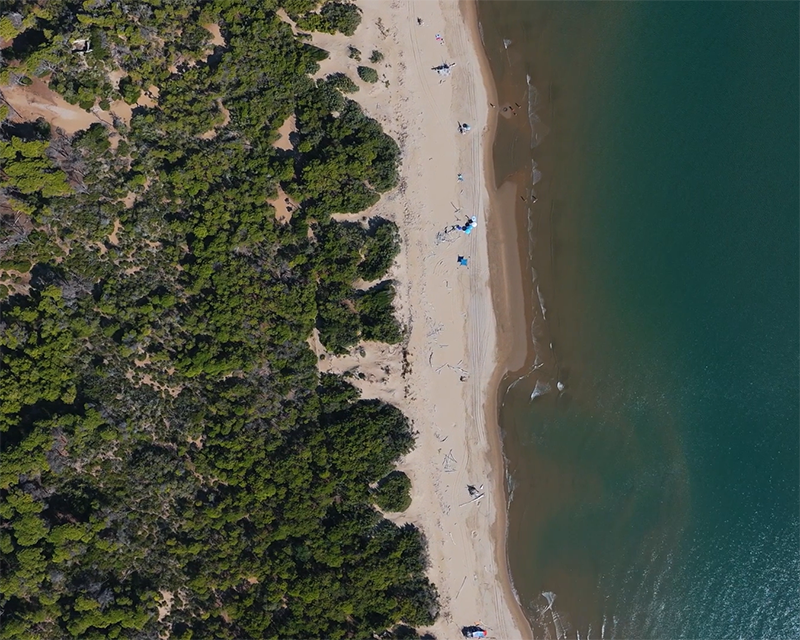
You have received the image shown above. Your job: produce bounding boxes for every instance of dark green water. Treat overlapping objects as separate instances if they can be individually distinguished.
[477,2,799,638]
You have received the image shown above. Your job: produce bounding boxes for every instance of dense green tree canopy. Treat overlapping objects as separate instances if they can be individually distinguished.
[0,1,435,638]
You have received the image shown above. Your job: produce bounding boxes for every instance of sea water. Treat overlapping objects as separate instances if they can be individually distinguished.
[477,2,800,637]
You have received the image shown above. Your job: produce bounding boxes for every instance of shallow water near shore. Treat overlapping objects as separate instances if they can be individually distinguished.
[477,2,800,638]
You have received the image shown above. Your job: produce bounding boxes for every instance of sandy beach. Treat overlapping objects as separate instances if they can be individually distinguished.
[306,1,531,638]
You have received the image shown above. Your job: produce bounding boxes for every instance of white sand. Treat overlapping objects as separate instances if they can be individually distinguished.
[308,2,531,638]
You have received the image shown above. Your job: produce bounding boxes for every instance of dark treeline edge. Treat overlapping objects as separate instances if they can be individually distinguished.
[0,1,436,639]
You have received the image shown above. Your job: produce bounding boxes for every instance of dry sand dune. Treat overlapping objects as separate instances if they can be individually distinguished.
[310,2,531,638]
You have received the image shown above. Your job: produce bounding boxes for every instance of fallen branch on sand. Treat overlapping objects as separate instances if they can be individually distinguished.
[458,493,484,507]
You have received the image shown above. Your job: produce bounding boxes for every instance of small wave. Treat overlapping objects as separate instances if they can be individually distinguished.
[531,380,551,400]
[531,160,543,186]
[537,284,547,320]
[505,467,516,499]
[503,38,512,49]
[526,82,551,148]
[539,592,567,640]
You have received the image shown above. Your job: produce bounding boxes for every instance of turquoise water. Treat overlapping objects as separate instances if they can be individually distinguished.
[478,2,800,638]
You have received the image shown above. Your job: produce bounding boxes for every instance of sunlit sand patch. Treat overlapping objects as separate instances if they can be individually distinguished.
[203,23,225,47]
[107,218,122,245]
[268,185,298,224]
[3,78,101,135]
[273,113,296,150]
[0,269,31,296]
[156,590,173,622]
[121,192,136,209]
[275,10,299,34]
[138,86,158,108]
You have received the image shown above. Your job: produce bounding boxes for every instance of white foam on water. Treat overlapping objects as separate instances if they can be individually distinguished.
[525,77,551,148]
[531,160,543,186]
[531,380,551,400]
[503,38,512,49]
[537,283,547,320]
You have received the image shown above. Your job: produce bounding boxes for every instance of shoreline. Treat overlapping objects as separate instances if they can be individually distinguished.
[307,2,532,637]
[463,0,535,637]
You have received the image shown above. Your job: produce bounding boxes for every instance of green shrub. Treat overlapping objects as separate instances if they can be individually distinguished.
[0,16,20,41]
[75,123,111,154]
[357,66,379,84]
[295,12,325,32]
[0,258,32,272]
[359,219,400,281]
[327,72,359,94]
[320,2,362,36]
[347,45,361,60]
[369,50,384,64]
[357,283,402,344]
[283,0,319,14]
[118,76,141,105]
[317,299,361,354]
[296,2,361,37]
[374,471,412,512]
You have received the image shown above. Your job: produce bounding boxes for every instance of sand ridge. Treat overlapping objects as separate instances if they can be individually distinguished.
[309,2,531,638]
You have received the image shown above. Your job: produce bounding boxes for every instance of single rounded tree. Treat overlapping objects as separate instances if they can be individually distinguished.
[357,65,379,84]
[374,471,412,512]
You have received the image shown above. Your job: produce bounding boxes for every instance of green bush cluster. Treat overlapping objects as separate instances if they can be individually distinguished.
[360,219,401,281]
[357,65,379,83]
[312,220,401,353]
[0,2,434,639]
[295,2,362,37]
[326,71,359,94]
[374,471,412,512]
[118,75,141,105]
[288,93,400,215]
